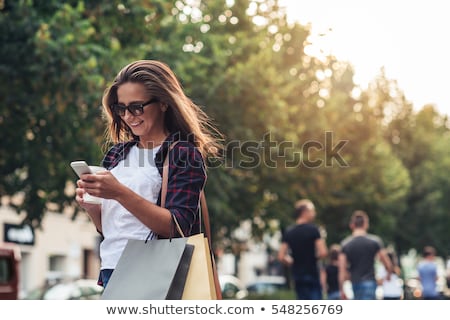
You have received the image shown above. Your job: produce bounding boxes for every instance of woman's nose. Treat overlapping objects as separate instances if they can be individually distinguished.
[122,109,134,120]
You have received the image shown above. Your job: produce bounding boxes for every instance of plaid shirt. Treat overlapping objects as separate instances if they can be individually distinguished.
[101,133,206,237]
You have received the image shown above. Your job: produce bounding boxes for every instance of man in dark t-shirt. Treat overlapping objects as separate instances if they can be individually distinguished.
[339,211,392,300]
[278,199,328,300]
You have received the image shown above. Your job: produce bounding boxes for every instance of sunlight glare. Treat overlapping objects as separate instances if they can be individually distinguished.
[281,0,450,115]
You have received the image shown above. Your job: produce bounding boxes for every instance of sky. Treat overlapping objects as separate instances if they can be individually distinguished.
[281,0,450,115]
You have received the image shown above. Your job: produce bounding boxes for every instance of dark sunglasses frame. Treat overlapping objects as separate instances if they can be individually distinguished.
[111,98,159,117]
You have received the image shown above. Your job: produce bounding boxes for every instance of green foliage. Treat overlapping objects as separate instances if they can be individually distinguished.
[386,104,450,254]
[246,289,296,300]
[1,0,449,255]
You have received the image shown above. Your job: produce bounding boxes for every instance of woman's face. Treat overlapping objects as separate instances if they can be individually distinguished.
[116,82,166,145]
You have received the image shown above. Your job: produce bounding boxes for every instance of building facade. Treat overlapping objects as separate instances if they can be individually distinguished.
[0,206,101,297]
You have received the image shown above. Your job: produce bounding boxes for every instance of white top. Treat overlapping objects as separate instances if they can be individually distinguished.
[100,145,162,269]
[377,266,403,298]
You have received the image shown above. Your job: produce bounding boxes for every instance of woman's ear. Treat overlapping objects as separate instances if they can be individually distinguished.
[161,104,169,112]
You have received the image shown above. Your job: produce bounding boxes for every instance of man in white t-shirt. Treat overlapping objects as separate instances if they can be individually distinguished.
[376,251,402,299]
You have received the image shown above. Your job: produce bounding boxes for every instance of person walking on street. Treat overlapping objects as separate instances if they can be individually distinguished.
[321,245,341,300]
[338,211,392,300]
[278,199,328,300]
[418,246,440,300]
[75,60,221,288]
[377,249,403,299]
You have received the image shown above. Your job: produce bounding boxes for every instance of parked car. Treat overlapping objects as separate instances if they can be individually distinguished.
[246,275,288,295]
[24,279,103,300]
[219,275,248,299]
[0,242,20,300]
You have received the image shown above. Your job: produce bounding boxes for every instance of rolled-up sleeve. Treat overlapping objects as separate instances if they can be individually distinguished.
[165,143,206,237]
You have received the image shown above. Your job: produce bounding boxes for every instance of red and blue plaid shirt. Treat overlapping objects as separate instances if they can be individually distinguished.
[101,133,206,237]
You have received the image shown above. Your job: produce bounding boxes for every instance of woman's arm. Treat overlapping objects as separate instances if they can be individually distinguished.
[79,143,206,238]
[85,205,102,233]
[75,180,102,233]
[161,144,206,236]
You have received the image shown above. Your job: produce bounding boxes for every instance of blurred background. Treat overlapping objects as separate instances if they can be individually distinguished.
[1,0,449,299]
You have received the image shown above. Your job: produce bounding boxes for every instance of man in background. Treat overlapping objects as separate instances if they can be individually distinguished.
[278,199,328,300]
[418,246,439,299]
[338,210,392,300]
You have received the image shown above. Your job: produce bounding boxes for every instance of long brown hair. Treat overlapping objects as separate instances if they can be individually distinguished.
[102,60,222,158]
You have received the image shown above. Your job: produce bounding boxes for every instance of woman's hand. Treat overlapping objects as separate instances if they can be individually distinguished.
[78,171,125,200]
[75,180,101,212]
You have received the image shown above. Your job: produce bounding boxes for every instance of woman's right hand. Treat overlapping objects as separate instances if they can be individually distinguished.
[76,179,101,212]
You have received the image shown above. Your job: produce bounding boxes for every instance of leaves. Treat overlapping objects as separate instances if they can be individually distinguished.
[1,0,449,254]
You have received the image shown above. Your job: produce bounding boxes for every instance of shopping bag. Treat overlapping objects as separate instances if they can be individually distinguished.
[181,234,217,299]
[160,142,222,300]
[101,238,194,300]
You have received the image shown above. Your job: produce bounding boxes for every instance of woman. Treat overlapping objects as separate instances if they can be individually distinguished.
[377,250,403,299]
[321,244,341,300]
[75,60,221,288]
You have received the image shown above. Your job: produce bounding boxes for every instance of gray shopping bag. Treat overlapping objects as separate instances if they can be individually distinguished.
[101,237,194,300]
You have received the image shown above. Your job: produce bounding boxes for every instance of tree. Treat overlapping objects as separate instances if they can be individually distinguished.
[1,0,447,255]
[387,103,450,254]
[0,0,172,225]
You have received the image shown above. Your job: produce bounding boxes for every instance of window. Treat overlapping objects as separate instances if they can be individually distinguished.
[49,255,65,271]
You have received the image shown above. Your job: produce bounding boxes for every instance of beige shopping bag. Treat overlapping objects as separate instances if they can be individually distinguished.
[181,234,217,299]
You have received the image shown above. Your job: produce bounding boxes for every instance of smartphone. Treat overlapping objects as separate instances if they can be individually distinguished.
[70,161,92,178]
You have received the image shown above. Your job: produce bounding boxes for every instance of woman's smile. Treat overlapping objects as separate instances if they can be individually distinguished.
[128,119,144,128]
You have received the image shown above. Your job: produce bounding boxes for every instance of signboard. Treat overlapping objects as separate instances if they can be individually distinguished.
[3,223,35,246]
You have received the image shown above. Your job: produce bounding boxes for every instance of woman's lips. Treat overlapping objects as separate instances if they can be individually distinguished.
[129,120,144,127]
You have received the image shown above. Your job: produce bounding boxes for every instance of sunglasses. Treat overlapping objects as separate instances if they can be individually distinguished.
[111,98,159,117]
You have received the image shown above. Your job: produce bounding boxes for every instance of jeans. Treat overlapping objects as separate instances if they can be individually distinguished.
[423,295,440,300]
[352,280,377,300]
[98,269,114,288]
[294,275,322,300]
[327,290,341,300]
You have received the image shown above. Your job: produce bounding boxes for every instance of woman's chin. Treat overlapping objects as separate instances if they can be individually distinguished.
[130,127,154,140]
[129,126,146,137]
